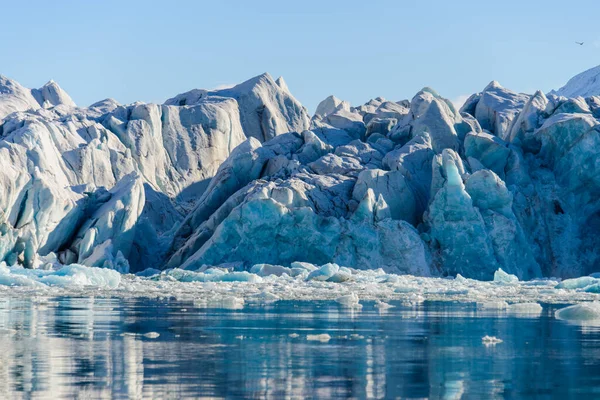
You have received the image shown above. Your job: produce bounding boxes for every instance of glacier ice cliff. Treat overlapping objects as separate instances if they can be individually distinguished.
[1,68,600,280]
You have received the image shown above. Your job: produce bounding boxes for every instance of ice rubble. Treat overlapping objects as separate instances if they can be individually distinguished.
[0,264,599,320]
[0,262,120,289]
[1,67,600,284]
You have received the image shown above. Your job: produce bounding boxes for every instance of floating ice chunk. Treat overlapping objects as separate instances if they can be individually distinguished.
[306,333,331,342]
[288,333,300,338]
[0,264,121,289]
[379,274,399,283]
[493,268,519,284]
[250,264,292,277]
[328,267,353,283]
[136,268,161,277]
[289,262,317,277]
[507,302,543,315]
[160,268,262,283]
[306,263,339,281]
[555,276,599,290]
[477,301,509,310]
[482,335,503,345]
[161,269,216,282]
[335,293,361,308]
[218,271,262,283]
[555,302,600,322]
[290,261,318,272]
[584,284,600,293]
[39,264,122,289]
[143,332,160,339]
[0,263,39,286]
[374,300,394,309]
[256,291,280,302]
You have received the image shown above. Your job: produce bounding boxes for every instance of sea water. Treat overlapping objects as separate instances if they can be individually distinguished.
[0,297,599,398]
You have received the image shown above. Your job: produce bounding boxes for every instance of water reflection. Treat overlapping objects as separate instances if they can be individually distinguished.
[0,298,599,398]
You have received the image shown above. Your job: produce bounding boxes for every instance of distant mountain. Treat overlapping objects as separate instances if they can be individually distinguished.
[552,65,600,98]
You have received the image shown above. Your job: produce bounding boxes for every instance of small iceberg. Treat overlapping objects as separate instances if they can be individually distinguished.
[555,302,600,322]
[307,333,331,342]
[482,335,503,345]
[493,268,518,284]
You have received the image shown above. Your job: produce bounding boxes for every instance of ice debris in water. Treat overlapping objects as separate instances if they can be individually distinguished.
[482,336,503,345]
[306,333,331,342]
[555,302,600,322]
[0,261,598,308]
[374,300,394,309]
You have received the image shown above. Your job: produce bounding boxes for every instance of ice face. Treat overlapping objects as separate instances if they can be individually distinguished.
[0,69,600,281]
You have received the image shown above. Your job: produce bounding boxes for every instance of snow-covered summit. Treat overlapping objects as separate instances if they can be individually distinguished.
[0,75,75,119]
[165,72,310,142]
[553,65,600,98]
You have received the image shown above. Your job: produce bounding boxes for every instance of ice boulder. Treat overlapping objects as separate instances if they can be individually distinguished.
[409,88,462,152]
[306,263,340,281]
[468,81,529,140]
[314,95,351,118]
[250,264,293,277]
[0,75,41,118]
[166,73,310,142]
[493,268,518,284]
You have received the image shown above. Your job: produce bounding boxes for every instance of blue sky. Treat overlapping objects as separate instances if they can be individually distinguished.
[2,0,600,112]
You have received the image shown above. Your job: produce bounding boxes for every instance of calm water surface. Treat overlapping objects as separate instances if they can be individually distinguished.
[0,297,598,399]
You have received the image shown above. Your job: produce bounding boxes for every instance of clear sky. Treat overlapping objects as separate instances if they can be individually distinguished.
[2,0,600,112]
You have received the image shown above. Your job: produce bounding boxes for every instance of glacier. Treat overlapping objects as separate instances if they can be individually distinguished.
[1,68,600,286]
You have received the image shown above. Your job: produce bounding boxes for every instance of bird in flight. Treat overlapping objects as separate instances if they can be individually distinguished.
[576,41,584,45]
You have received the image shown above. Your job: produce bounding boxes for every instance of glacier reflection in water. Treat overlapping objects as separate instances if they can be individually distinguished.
[0,298,599,398]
